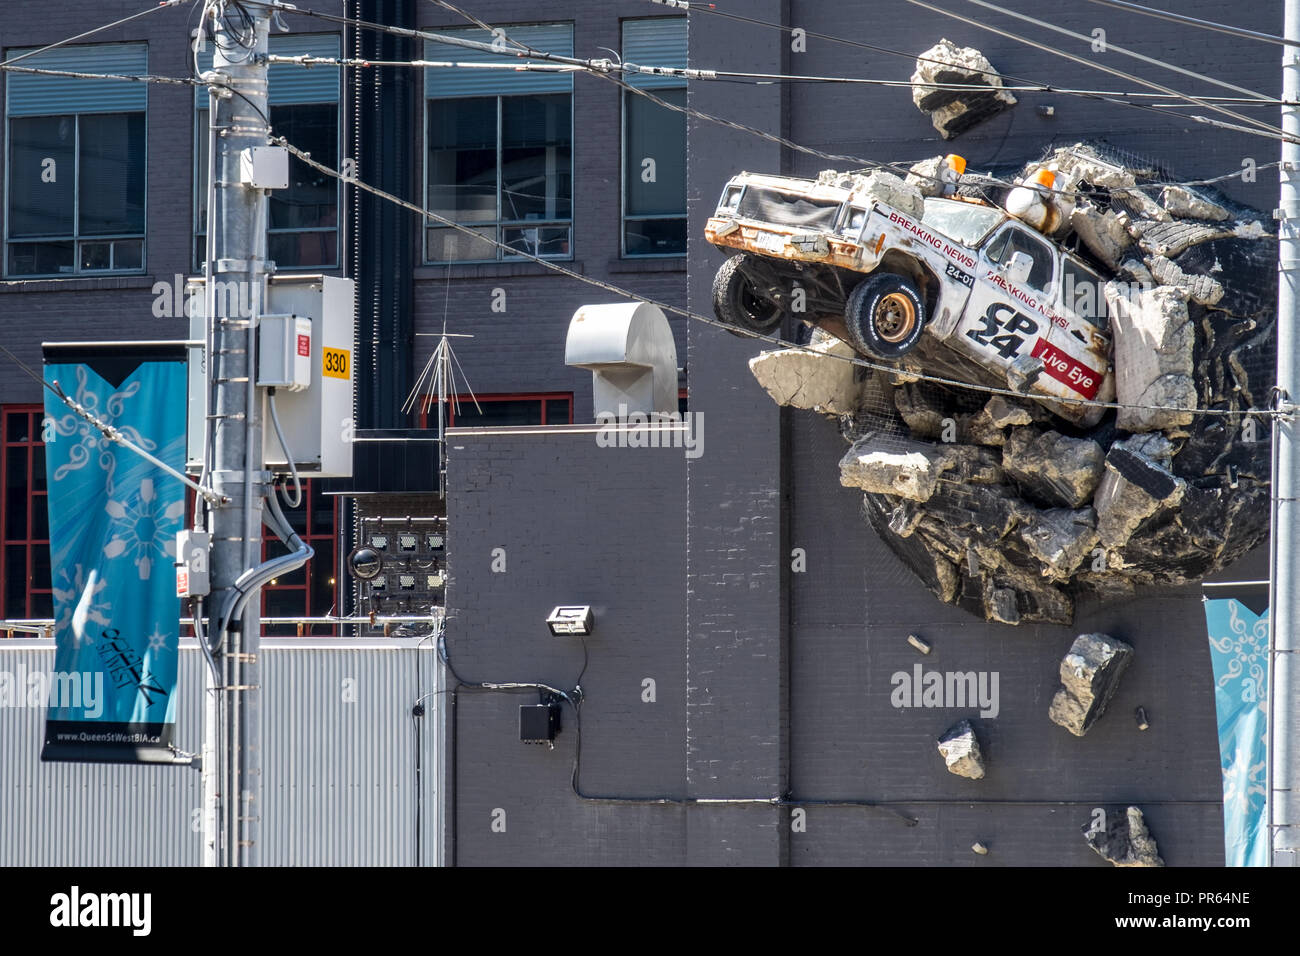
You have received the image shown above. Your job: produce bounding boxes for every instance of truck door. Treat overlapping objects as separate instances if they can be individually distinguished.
[955,222,1056,376]
[1038,255,1114,409]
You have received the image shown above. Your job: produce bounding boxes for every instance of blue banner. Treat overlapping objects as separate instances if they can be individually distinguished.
[40,344,188,763]
[1202,588,1269,867]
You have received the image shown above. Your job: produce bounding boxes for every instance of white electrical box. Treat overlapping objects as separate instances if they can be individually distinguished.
[258,314,313,391]
[176,529,211,598]
[240,146,289,189]
[187,275,355,478]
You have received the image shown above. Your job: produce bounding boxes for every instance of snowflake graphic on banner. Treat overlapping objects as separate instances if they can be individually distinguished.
[1209,599,1269,826]
[50,365,156,496]
[103,478,184,580]
[146,626,170,654]
[51,564,112,646]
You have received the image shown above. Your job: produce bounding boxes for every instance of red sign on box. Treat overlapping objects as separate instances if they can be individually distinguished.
[297,334,311,357]
[1030,338,1102,400]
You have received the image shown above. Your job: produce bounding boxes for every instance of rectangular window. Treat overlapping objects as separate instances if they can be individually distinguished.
[195,34,341,270]
[421,393,573,428]
[424,24,574,263]
[622,19,687,257]
[261,479,339,636]
[0,406,52,620]
[5,43,147,277]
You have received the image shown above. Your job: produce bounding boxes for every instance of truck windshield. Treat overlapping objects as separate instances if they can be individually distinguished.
[921,198,1003,246]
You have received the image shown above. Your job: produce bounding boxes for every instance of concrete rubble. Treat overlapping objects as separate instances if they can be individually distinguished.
[1083,806,1165,867]
[818,168,925,220]
[1104,283,1197,432]
[750,142,1275,625]
[1002,429,1106,508]
[1094,439,1187,550]
[1068,204,1132,271]
[1161,184,1230,222]
[1049,633,1134,736]
[911,39,1017,139]
[937,719,986,779]
[748,331,864,417]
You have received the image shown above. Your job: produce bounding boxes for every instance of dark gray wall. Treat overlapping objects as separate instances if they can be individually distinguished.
[442,0,1278,866]
[443,427,688,864]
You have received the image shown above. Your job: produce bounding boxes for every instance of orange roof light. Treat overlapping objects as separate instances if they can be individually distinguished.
[945,154,967,176]
[1031,168,1056,189]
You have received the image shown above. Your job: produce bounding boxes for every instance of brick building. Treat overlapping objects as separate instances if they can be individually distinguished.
[0,0,1283,866]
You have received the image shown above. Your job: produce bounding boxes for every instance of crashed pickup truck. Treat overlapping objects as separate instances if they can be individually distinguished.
[704,166,1116,426]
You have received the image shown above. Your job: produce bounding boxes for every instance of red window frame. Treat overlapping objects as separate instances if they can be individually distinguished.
[419,392,574,428]
[260,479,339,636]
[0,405,52,620]
[184,479,340,636]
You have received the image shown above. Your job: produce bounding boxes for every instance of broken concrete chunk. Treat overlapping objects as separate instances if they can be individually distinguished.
[839,436,949,501]
[1147,255,1224,306]
[1104,283,1196,432]
[748,336,864,416]
[1161,184,1230,222]
[1049,633,1134,736]
[1094,443,1188,549]
[1131,218,1235,258]
[817,168,925,219]
[905,155,948,198]
[1019,507,1100,576]
[937,719,985,780]
[1002,429,1105,508]
[911,39,1016,139]
[982,579,1021,625]
[1083,806,1164,867]
[894,381,948,439]
[1068,203,1132,271]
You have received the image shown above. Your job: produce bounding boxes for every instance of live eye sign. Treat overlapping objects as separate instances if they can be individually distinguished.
[322,347,350,379]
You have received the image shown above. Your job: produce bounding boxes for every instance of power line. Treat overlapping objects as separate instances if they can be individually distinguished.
[964,0,1273,105]
[1084,0,1300,48]
[270,51,1290,106]
[905,0,1294,142]
[426,0,1279,196]
[650,0,1293,141]
[273,133,1272,422]
[425,0,1281,197]
[0,0,191,69]
[0,62,198,87]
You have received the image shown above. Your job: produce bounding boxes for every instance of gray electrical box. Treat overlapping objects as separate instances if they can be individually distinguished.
[187,274,355,478]
[257,314,313,391]
[240,146,289,189]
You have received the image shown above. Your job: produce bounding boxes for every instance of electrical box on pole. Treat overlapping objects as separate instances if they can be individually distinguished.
[187,274,356,478]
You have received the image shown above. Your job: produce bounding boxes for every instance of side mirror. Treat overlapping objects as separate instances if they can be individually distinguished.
[1006,250,1034,285]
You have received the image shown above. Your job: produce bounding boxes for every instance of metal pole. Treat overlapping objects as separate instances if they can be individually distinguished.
[1272,0,1300,868]
[206,3,273,867]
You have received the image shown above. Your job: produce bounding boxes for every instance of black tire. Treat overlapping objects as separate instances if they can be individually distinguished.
[712,254,786,338]
[844,272,927,361]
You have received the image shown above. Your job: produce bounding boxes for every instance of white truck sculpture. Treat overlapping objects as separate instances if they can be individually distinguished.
[704,166,1116,427]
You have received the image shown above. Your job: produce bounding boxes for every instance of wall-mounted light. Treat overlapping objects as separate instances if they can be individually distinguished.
[546,605,594,637]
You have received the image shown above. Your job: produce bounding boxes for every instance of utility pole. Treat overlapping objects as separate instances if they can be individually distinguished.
[1272,0,1300,869]
[202,2,273,867]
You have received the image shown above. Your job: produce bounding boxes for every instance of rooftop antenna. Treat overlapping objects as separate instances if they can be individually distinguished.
[405,277,479,496]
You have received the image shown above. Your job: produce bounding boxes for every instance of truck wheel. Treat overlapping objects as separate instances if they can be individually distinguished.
[844,273,926,360]
[712,254,785,338]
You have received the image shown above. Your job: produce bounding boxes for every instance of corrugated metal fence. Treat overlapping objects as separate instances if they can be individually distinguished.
[0,639,440,866]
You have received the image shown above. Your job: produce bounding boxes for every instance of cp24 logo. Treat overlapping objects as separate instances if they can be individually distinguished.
[965,303,1038,359]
